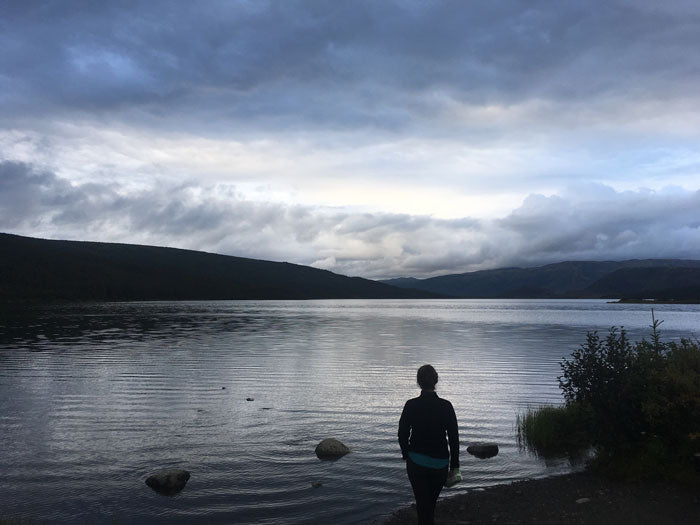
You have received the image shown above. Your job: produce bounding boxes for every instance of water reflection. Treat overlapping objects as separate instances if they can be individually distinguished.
[0,300,698,523]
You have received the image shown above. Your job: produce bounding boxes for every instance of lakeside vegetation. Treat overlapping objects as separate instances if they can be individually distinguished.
[518,314,700,481]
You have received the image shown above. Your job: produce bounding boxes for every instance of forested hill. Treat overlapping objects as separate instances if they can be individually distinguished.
[0,233,437,301]
[382,260,700,300]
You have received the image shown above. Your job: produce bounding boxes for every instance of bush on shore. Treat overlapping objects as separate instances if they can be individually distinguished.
[518,315,700,481]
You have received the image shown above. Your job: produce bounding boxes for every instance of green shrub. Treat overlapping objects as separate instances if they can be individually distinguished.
[641,338,700,443]
[521,315,700,480]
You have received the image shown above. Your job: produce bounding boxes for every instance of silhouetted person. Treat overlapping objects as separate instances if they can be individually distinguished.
[398,364,459,525]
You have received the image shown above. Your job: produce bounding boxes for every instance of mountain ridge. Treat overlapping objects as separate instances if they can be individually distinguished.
[0,233,438,301]
[381,259,700,299]
[4,232,699,301]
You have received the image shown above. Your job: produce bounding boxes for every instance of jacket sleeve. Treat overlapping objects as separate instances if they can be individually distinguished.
[446,401,459,469]
[398,401,411,459]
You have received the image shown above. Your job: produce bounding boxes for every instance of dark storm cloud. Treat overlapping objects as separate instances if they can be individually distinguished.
[3,161,699,278]
[3,1,699,130]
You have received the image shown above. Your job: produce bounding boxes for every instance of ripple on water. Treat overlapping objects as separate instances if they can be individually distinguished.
[1,299,697,523]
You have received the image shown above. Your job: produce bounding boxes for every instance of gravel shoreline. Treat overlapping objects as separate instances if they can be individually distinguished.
[383,471,699,524]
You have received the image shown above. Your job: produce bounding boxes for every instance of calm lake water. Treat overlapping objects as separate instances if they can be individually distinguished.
[1,299,698,524]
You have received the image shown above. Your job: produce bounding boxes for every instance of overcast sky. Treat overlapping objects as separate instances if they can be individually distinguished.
[2,1,699,278]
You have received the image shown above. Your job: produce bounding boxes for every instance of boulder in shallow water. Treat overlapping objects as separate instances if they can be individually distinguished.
[467,443,499,459]
[315,438,350,460]
[145,469,190,495]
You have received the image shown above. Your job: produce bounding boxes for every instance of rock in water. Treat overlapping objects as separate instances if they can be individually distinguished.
[145,469,191,495]
[315,438,350,460]
[467,443,499,459]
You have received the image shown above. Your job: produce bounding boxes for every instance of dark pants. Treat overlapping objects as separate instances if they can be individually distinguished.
[406,458,448,525]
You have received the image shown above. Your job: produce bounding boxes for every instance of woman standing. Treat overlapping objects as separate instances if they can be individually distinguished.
[398,364,460,525]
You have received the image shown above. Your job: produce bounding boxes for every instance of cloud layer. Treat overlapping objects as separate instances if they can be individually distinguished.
[4,1,700,125]
[3,161,698,279]
[2,2,700,277]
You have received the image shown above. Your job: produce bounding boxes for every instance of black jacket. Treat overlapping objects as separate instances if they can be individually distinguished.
[398,390,459,469]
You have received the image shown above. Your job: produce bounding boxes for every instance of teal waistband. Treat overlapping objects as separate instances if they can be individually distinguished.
[408,451,449,469]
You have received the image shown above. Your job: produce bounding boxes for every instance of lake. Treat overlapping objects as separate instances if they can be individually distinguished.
[1,299,698,524]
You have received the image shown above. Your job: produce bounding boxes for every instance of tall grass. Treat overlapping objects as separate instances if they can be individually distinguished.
[516,404,591,459]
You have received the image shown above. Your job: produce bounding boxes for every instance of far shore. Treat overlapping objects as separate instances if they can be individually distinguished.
[383,471,699,524]
[610,298,700,304]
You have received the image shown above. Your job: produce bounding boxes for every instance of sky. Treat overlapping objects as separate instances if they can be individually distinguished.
[2,1,700,279]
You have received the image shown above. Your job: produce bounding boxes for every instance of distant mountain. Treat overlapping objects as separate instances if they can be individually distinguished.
[0,233,437,301]
[582,267,700,300]
[382,260,700,299]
